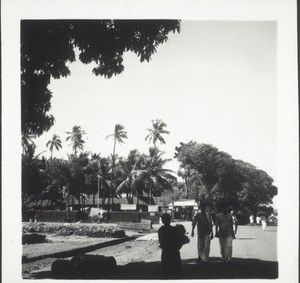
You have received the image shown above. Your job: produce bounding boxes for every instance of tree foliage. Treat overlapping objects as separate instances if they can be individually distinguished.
[43,158,71,206]
[175,141,277,212]
[116,147,176,204]
[21,20,181,136]
[22,144,47,204]
[160,181,186,206]
[65,125,86,157]
[46,134,62,158]
[145,119,170,147]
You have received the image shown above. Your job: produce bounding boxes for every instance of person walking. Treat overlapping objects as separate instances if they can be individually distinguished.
[231,210,238,235]
[256,215,261,226]
[215,202,235,263]
[191,202,213,263]
[249,214,255,227]
[261,215,267,230]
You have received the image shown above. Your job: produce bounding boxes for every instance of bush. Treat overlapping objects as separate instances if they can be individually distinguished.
[22,223,126,238]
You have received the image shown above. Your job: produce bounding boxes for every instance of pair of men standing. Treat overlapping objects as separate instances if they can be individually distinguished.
[191,202,235,263]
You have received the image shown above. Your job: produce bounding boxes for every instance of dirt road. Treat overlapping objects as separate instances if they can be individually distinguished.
[94,222,278,279]
[24,222,277,280]
[171,221,277,261]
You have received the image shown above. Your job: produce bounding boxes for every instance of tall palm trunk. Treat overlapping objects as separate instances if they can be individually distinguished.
[101,179,105,209]
[109,139,117,211]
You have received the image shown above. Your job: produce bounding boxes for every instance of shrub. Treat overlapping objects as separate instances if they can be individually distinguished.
[22,223,126,238]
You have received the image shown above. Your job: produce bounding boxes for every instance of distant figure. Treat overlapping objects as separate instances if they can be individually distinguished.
[249,214,255,227]
[231,211,238,235]
[158,213,189,276]
[215,202,235,263]
[256,216,261,225]
[191,203,213,263]
[268,213,277,224]
[28,208,37,223]
[261,215,267,230]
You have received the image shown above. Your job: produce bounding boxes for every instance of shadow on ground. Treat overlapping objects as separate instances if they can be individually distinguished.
[29,257,278,280]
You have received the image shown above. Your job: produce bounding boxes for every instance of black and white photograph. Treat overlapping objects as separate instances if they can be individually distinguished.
[1,0,298,282]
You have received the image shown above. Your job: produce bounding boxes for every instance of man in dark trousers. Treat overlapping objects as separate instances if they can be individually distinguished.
[191,202,213,263]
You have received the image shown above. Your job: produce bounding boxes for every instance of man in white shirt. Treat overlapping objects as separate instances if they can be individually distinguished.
[191,203,213,263]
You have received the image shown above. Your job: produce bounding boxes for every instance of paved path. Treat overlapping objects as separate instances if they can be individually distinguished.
[150,222,277,261]
[178,222,277,262]
[102,221,277,263]
[133,222,278,279]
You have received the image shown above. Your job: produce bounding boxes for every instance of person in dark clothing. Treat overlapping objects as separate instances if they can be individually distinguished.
[158,213,189,277]
[215,202,235,263]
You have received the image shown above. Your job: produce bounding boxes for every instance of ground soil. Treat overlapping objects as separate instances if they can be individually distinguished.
[22,233,159,279]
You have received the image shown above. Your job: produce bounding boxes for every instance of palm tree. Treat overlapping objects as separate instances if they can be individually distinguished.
[22,133,36,155]
[117,147,176,205]
[115,150,142,204]
[106,124,127,210]
[89,154,111,208]
[65,125,86,157]
[145,119,170,147]
[46,134,62,159]
[22,143,46,207]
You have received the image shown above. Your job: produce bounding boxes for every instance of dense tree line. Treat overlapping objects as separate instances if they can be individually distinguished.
[22,147,176,210]
[22,120,174,210]
[175,141,277,213]
[23,124,277,215]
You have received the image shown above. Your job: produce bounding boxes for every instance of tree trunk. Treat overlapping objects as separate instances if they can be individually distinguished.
[184,177,189,199]
[93,194,95,206]
[109,139,117,211]
[101,179,104,209]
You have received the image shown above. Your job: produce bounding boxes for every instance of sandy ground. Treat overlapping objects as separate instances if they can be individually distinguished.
[22,235,159,278]
[22,223,159,278]
[22,222,278,280]
[23,235,113,258]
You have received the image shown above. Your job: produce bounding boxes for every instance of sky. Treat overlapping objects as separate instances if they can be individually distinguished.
[34,21,277,187]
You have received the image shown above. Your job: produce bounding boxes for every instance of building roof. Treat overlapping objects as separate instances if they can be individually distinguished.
[172,199,198,207]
